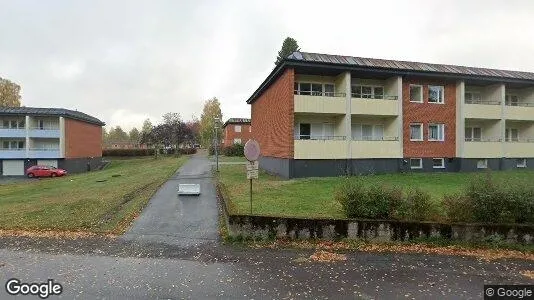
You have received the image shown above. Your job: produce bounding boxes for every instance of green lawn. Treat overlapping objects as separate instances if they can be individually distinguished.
[0,156,187,234]
[217,165,534,219]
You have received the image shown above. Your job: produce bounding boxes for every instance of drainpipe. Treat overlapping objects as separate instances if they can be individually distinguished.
[345,72,352,176]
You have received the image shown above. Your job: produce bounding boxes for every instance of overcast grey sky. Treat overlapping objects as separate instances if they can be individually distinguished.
[1,0,532,130]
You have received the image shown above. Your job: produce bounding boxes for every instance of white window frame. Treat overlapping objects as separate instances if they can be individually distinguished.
[505,128,519,142]
[294,82,335,96]
[505,94,519,106]
[351,124,384,140]
[410,158,423,169]
[432,158,445,169]
[233,138,242,144]
[234,125,241,133]
[428,124,445,141]
[477,159,488,169]
[465,127,482,142]
[517,158,527,168]
[465,91,481,104]
[351,85,384,99]
[409,85,423,103]
[410,123,423,141]
[428,85,445,104]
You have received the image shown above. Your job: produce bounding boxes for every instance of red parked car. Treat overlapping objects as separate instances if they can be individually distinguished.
[26,165,68,178]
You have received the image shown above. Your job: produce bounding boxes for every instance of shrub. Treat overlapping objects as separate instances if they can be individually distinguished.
[442,194,475,223]
[335,179,404,220]
[396,189,435,221]
[103,148,155,157]
[178,148,197,155]
[208,145,222,156]
[222,143,245,157]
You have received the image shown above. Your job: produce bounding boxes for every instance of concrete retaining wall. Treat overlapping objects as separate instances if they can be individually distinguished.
[218,185,534,244]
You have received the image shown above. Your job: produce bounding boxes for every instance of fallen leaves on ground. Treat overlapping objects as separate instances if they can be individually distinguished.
[520,270,534,279]
[251,239,534,262]
[309,250,347,262]
[0,229,116,239]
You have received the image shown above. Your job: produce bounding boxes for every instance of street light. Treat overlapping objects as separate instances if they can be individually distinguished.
[214,117,220,172]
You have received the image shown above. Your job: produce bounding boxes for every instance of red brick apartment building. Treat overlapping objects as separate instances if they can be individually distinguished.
[247,52,534,178]
[0,107,105,176]
[222,118,252,146]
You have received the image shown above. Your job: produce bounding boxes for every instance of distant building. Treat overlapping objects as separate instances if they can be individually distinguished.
[0,107,105,176]
[222,118,251,146]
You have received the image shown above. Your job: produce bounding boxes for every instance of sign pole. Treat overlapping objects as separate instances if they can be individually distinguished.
[249,177,252,214]
[244,139,260,216]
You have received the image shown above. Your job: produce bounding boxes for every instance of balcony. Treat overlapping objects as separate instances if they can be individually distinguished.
[463,137,502,158]
[0,128,26,138]
[504,139,534,158]
[28,148,61,158]
[0,149,26,159]
[351,95,398,116]
[464,99,501,119]
[294,136,347,159]
[28,127,60,138]
[294,91,347,114]
[351,137,401,158]
[504,103,534,121]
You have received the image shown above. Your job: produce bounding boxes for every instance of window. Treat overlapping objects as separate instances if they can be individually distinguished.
[432,158,445,169]
[1,120,8,128]
[2,141,8,149]
[234,125,241,133]
[465,92,481,104]
[477,159,488,169]
[517,158,527,168]
[233,138,242,144]
[410,158,422,169]
[428,124,445,141]
[323,123,334,139]
[410,85,423,103]
[18,141,24,149]
[310,123,335,139]
[505,128,519,142]
[294,82,335,96]
[351,85,384,99]
[298,123,311,139]
[324,84,335,97]
[465,127,482,141]
[505,95,519,106]
[428,86,444,103]
[311,83,322,96]
[410,123,423,141]
[351,124,384,140]
[38,120,44,130]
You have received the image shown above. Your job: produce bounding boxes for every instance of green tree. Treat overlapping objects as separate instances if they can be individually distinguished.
[199,97,223,147]
[141,118,153,134]
[275,37,300,66]
[129,127,140,144]
[0,77,22,107]
[162,112,181,125]
[108,126,129,142]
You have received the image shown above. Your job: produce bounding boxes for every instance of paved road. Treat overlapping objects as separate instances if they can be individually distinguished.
[121,152,218,247]
[0,152,532,299]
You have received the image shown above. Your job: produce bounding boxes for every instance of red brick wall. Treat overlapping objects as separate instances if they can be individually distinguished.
[403,78,456,158]
[251,68,294,158]
[65,118,103,158]
[223,123,252,146]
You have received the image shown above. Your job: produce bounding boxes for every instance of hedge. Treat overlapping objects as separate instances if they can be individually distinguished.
[103,148,197,157]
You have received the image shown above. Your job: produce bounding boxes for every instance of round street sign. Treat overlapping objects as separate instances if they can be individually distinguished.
[244,139,260,161]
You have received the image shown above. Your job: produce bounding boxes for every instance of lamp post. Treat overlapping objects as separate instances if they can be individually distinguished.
[214,117,220,172]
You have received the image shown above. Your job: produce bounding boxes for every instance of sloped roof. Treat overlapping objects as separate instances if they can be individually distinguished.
[288,52,534,80]
[222,118,251,128]
[247,51,534,104]
[0,107,105,126]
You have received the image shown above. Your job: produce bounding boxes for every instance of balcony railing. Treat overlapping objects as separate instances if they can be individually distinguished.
[294,135,346,140]
[465,100,501,105]
[465,137,502,142]
[352,136,399,141]
[505,102,534,107]
[351,94,398,100]
[29,148,60,151]
[504,138,534,143]
[30,126,60,130]
[294,90,346,97]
